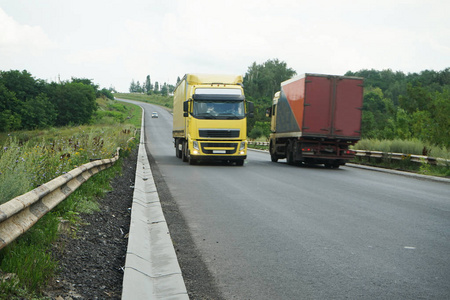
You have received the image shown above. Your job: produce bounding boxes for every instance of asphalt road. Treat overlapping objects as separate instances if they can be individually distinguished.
[124,100,450,299]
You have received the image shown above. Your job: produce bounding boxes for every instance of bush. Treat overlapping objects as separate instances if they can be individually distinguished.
[249,126,263,140]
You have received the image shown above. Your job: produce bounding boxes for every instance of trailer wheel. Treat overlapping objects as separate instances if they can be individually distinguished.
[182,141,188,162]
[325,162,341,169]
[286,141,294,165]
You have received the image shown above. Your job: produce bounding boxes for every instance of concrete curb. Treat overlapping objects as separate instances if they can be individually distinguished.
[346,163,450,183]
[122,109,188,299]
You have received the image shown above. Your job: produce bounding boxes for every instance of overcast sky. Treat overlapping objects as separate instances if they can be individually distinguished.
[1,0,449,92]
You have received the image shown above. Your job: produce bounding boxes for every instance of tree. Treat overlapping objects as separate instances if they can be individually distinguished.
[129,79,137,93]
[145,75,153,94]
[21,93,57,129]
[428,88,450,147]
[244,59,296,101]
[0,70,45,102]
[71,77,99,91]
[154,81,159,94]
[48,82,97,126]
[135,81,142,93]
[243,58,296,134]
[399,83,432,113]
[99,88,114,100]
[0,83,22,131]
[161,83,168,96]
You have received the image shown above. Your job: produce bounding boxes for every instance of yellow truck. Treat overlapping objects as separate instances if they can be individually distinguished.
[173,74,253,166]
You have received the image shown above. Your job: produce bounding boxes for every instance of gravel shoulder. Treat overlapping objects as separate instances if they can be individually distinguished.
[45,149,137,299]
[45,145,222,299]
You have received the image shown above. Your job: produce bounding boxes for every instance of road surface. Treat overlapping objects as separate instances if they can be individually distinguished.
[124,100,450,299]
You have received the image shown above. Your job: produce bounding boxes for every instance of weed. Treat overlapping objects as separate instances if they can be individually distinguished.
[0,97,141,298]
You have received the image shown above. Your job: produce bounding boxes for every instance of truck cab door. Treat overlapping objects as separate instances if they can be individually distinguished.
[271,92,280,132]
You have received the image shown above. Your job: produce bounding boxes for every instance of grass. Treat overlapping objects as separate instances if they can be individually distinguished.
[353,138,450,159]
[352,138,449,176]
[0,98,142,298]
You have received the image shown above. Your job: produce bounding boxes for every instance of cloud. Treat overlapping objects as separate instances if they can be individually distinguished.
[0,7,56,56]
[65,47,121,65]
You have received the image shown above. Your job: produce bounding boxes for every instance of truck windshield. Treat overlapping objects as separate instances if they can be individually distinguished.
[193,100,245,119]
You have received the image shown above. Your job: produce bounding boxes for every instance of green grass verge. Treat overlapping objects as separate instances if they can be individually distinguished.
[0,98,141,298]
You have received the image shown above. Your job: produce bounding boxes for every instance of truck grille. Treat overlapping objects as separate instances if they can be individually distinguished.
[201,142,238,154]
[199,129,240,138]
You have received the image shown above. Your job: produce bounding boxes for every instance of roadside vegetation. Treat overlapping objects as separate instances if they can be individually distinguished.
[0,75,142,298]
[242,61,449,176]
[114,92,173,110]
[247,138,449,177]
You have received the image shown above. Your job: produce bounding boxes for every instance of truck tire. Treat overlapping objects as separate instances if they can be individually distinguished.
[325,162,341,169]
[182,141,188,162]
[188,155,197,165]
[270,141,278,162]
[175,139,182,158]
[286,141,294,165]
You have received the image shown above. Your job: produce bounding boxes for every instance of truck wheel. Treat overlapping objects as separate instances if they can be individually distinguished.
[270,141,278,162]
[188,155,197,165]
[182,141,188,162]
[286,142,294,165]
[175,140,182,158]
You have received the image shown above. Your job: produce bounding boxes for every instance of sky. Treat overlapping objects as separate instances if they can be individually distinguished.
[1,0,449,92]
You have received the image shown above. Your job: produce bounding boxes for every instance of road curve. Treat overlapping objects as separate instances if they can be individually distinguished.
[122,99,450,300]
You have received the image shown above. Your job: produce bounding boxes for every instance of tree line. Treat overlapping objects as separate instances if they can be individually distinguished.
[0,70,114,132]
[242,59,449,148]
[129,75,175,96]
[344,68,449,148]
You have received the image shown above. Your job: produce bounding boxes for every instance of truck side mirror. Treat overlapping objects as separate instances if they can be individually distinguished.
[247,101,254,118]
[183,100,189,113]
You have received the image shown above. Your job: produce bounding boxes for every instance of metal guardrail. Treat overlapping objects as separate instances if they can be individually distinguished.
[247,141,449,166]
[0,149,120,250]
[353,150,450,166]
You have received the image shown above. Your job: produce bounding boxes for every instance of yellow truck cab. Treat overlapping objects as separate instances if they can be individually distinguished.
[173,74,253,166]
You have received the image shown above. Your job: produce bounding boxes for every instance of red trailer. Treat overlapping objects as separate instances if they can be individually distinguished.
[267,74,364,168]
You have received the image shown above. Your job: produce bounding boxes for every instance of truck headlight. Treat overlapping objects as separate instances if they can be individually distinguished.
[240,141,245,151]
[193,140,199,150]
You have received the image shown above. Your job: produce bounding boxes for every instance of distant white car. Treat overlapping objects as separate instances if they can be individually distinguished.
[151,112,158,118]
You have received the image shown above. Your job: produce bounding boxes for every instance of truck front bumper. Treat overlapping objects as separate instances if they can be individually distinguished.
[189,154,247,162]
